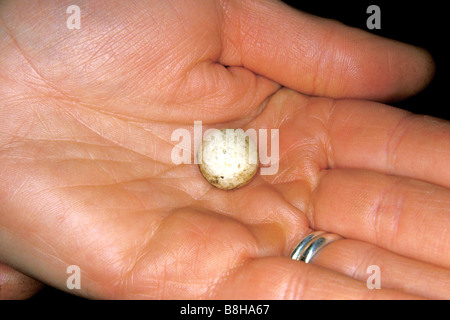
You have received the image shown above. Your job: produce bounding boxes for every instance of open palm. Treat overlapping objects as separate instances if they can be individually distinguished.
[1,0,448,299]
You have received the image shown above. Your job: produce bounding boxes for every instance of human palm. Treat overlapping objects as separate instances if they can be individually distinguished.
[1,0,448,299]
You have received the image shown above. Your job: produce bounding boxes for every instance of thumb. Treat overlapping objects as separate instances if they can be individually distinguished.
[219,0,434,101]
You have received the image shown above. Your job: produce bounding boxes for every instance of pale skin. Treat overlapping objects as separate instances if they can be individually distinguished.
[0,0,449,299]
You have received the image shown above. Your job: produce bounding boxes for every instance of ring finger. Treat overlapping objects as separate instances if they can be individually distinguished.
[309,238,450,299]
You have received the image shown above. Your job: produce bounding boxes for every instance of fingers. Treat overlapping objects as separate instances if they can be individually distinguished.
[313,239,450,299]
[220,0,434,101]
[310,169,450,268]
[327,100,450,188]
[211,256,422,299]
[0,262,44,299]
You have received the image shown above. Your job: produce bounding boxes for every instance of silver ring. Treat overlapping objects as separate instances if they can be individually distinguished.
[291,231,343,263]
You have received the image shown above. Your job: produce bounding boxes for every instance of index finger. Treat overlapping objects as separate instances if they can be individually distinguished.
[326,100,450,188]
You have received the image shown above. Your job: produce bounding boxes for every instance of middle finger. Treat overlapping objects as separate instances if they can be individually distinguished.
[310,168,450,268]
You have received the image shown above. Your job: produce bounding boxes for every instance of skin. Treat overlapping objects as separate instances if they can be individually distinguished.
[0,0,448,299]
[0,262,43,299]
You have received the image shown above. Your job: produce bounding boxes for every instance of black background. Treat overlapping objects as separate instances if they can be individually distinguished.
[283,0,448,121]
[30,0,448,302]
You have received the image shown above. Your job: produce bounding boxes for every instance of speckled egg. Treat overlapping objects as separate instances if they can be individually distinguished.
[198,129,259,190]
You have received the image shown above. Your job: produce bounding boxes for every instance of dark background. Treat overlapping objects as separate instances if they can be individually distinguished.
[31,0,448,301]
[283,0,448,120]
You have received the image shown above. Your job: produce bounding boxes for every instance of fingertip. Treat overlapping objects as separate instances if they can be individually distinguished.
[0,262,44,299]
[377,42,435,102]
[312,30,436,102]
[403,45,435,99]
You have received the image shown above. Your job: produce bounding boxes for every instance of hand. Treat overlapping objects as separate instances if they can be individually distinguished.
[0,0,448,299]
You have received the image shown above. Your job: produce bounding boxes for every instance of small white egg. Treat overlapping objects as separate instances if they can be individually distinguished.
[198,129,259,190]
